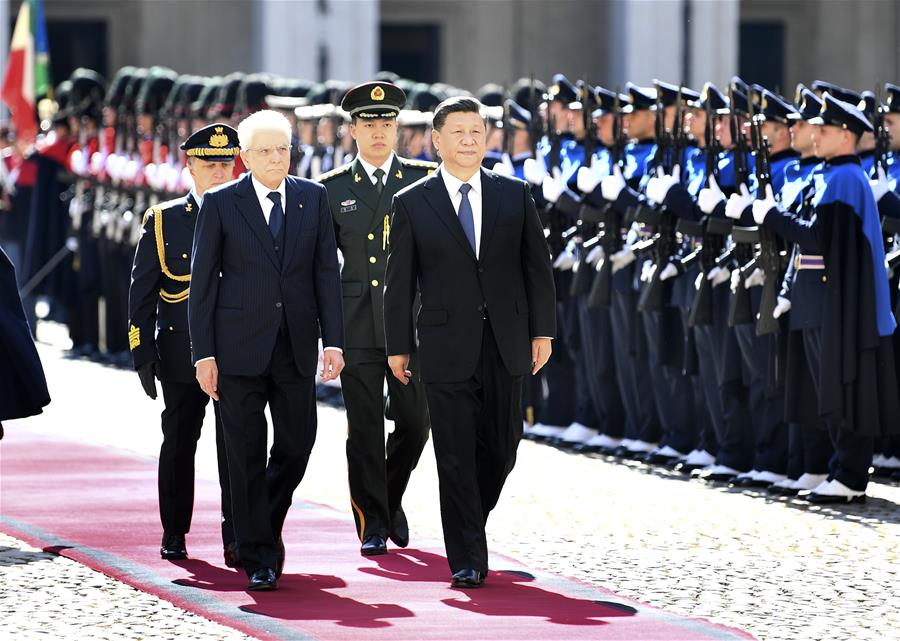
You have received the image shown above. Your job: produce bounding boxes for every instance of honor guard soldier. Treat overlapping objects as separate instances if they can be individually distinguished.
[127,124,240,563]
[318,81,435,556]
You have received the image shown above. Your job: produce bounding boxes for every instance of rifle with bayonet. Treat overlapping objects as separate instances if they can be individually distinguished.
[586,87,627,307]
[726,84,756,327]
[568,80,599,297]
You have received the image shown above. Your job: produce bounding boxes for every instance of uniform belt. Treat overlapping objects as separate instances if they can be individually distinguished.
[794,254,825,270]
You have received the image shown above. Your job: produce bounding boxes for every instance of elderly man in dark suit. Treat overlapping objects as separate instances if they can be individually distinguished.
[384,96,556,589]
[189,109,344,591]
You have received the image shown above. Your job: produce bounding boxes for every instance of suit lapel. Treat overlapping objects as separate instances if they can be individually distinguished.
[424,169,477,261]
[234,174,279,269]
[346,157,380,215]
[478,168,500,259]
[281,177,303,269]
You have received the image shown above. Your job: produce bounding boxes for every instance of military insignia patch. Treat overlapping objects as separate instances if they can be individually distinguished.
[371,85,385,101]
[340,201,358,213]
[395,169,403,179]
[128,324,141,350]
[354,173,362,183]
[341,199,356,207]
[185,203,193,212]
[209,126,229,148]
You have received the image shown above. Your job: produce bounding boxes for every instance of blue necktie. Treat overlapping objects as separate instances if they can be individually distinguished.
[267,191,284,239]
[457,183,476,254]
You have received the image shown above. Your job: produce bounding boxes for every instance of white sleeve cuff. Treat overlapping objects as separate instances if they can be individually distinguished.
[323,346,344,354]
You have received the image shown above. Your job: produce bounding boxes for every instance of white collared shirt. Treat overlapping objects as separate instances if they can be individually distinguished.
[250,174,287,224]
[189,189,203,210]
[440,165,483,257]
[357,153,395,187]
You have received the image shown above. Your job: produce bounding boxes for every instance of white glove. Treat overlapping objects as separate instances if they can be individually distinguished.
[698,175,726,214]
[601,165,626,202]
[640,260,656,283]
[553,239,577,271]
[577,162,605,194]
[69,149,87,176]
[725,183,753,221]
[772,296,791,319]
[752,184,777,225]
[492,154,514,177]
[541,168,565,204]
[523,154,548,186]
[659,262,679,281]
[730,267,741,293]
[744,266,765,288]
[585,244,604,266]
[646,165,680,205]
[708,266,731,287]
[870,165,891,203]
[610,246,636,273]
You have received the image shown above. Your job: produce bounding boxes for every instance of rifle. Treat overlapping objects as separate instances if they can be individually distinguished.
[547,112,561,171]
[501,87,512,159]
[636,84,680,312]
[586,88,627,308]
[528,75,541,159]
[582,78,595,168]
[874,85,890,176]
[567,80,598,297]
[749,101,784,337]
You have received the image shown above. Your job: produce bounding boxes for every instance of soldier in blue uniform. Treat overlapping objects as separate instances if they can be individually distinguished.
[127,124,239,562]
[755,94,900,503]
[318,82,436,556]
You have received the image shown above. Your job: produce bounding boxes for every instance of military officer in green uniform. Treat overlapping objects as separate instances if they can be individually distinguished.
[128,124,240,565]
[319,82,435,556]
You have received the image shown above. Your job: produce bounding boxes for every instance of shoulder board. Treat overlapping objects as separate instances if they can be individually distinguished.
[399,158,439,171]
[317,163,352,183]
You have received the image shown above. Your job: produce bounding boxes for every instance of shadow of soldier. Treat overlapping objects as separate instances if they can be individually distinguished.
[170,558,415,628]
[359,547,637,627]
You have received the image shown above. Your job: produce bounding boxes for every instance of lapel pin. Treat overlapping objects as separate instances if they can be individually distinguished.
[354,173,362,183]
[395,169,403,179]
[185,203,193,212]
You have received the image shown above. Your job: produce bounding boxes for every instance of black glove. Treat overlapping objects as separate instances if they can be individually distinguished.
[137,361,160,400]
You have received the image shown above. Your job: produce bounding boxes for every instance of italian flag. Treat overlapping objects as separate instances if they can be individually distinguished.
[1,0,51,141]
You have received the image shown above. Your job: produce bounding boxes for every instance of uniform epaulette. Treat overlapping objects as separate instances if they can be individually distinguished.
[317,163,353,183]
[399,157,439,171]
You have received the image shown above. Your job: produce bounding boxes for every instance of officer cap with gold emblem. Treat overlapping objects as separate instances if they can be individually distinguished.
[341,81,406,119]
[180,123,240,161]
[809,92,873,137]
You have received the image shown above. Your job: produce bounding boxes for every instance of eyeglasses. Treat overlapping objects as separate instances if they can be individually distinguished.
[246,144,292,157]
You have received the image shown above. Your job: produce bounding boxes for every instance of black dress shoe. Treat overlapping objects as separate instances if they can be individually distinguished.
[804,492,866,505]
[160,533,187,560]
[224,542,242,568]
[389,507,410,548]
[275,537,285,578]
[361,534,388,556]
[248,568,278,591]
[451,568,485,588]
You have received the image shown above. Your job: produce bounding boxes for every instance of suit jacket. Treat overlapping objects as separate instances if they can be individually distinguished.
[128,193,201,383]
[319,155,436,349]
[189,173,344,377]
[384,168,556,383]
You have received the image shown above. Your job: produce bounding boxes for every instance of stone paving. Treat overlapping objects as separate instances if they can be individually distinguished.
[3,339,900,641]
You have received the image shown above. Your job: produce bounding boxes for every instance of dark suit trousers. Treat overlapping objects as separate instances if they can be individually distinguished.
[341,348,430,540]
[158,379,233,545]
[217,331,317,575]
[424,320,523,574]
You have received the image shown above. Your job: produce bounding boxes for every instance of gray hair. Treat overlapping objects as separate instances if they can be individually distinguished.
[237,110,292,149]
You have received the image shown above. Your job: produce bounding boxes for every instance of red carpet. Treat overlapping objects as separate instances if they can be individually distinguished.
[0,431,755,640]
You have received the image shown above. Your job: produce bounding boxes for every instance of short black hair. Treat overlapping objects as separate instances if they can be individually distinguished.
[432,96,484,131]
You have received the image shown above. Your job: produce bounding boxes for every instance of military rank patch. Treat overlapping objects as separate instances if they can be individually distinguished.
[128,324,141,350]
[340,199,358,213]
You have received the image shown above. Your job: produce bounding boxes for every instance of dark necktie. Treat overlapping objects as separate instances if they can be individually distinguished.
[373,168,385,195]
[267,191,284,239]
[457,183,476,254]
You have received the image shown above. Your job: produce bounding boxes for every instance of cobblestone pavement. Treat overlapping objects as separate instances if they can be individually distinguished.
[3,338,900,641]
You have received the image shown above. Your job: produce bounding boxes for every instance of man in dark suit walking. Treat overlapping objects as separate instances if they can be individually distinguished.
[319,81,436,557]
[385,97,556,589]
[189,110,344,592]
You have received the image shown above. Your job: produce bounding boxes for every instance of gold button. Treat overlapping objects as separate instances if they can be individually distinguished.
[367,233,375,240]
[168,326,174,331]
[182,253,188,259]
[822,276,827,283]
[371,279,379,287]
[369,256,377,264]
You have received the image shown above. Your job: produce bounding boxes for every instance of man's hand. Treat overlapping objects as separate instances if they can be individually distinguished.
[870,165,891,203]
[389,354,411,385]
[609,246,636,273]
[541,168,565,204]
[725,183,753,220]
[320,350,345,382]
[523,155,548,186]
[137,361,159,400]
[577,162,605,194]
[773,296,792,319]
[531,338,552,375]
[196,359,219,401]
[708,265,731,287]
[698,175,725,214]
[646,165,680,204]
[753,184,777,225]
[601,165,626,202]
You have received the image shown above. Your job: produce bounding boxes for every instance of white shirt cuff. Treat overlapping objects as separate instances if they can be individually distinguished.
[534,336,554,340]
[195,356,216,365]
[323,346,343,354]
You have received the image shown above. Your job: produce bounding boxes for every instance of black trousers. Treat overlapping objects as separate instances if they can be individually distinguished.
[218,331,317,576]
[425,320,523,574]
[576,296,626,436]
[158,379,233,545]
[802,328,873,491]
[341,348,429,540]
[535,301,575,426]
